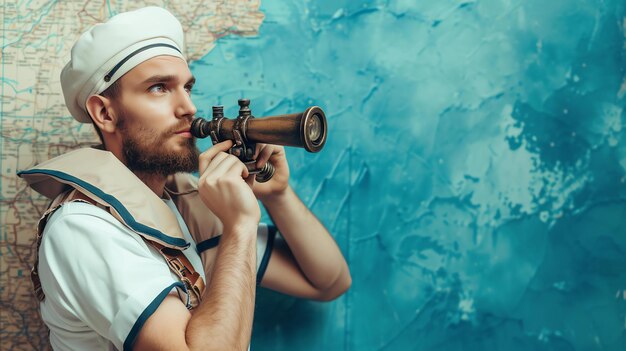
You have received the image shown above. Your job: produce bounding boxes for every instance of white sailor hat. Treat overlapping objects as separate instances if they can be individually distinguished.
[60,6,186,123]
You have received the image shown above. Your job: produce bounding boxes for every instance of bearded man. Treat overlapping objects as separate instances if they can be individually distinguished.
[18,6,350,351]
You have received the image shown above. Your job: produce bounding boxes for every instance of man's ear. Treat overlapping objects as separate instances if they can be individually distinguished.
[85,95,118,133]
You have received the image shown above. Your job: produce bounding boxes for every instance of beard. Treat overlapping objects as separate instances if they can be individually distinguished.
[117,113,200,177]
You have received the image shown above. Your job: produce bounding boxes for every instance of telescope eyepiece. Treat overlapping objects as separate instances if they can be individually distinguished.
[190,117,210,139]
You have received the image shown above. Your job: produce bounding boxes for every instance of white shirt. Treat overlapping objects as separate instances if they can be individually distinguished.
[38,200,274,351]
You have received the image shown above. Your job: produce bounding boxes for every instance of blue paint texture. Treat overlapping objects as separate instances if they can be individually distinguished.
[190,0,626,350]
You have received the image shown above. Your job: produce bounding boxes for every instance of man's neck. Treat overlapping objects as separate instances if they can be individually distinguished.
[134,171,167,198]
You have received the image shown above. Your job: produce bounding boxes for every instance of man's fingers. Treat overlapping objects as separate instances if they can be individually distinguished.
[245,173,256,187]
[253,143,264,160]
[198,140,234,174]
[256,145,276,168]
[227,158,250,178]
[203,153,240,179]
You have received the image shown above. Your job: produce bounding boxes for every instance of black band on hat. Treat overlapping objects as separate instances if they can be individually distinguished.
[104,43,181,82]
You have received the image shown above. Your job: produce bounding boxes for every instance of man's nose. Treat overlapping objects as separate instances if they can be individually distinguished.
[175,88,197,120]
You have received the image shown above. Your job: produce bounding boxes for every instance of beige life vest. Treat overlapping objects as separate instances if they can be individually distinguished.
[18,147,224,310]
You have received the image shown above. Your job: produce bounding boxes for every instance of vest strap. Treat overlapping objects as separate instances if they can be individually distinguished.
[147,241,205,309]
[32,189,91,301]
[32,189,206,310]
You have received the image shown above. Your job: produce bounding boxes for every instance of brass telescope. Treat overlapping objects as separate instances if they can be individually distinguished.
[190,99,327,182]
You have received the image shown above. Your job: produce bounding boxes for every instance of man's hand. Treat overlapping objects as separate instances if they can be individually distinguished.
[135,141,260,351]
[251,144,290,201]
[198,140,260,232]
[249,145,352,302]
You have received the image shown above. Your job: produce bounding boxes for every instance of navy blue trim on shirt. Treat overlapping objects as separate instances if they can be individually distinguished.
[196,235,221,254]
[195,224,277,285]
[257,225,277,285]
[123,282,185,351]
[17,169,189,248]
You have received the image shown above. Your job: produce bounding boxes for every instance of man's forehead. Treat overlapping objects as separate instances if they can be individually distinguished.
[124,55,193,84]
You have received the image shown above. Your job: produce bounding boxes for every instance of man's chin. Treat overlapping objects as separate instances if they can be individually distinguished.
[170,135,197,149]
[123,144,199,176]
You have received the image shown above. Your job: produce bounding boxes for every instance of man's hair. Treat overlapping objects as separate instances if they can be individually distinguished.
[90,79,122,143]
[100,79,122,100]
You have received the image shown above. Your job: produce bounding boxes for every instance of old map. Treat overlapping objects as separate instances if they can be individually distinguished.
[0,1,263,348]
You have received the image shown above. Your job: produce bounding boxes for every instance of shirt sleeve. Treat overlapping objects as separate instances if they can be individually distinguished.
[38,202,183,351]
[194,222,278,284]
[255,222,277,284]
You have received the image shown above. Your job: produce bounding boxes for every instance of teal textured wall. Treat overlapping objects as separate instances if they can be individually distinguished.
[191,1,626,350]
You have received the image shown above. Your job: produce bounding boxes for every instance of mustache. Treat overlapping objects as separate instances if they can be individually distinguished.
[166,121,193,135]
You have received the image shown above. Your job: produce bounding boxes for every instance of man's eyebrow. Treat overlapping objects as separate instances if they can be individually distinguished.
[141,75,175,85]
[141,75,196,85]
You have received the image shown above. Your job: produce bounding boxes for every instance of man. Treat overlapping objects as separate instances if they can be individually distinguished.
[18,6,350,351]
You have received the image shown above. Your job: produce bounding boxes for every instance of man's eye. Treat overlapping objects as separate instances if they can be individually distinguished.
[148,84,166,93]
[185,85,193,94]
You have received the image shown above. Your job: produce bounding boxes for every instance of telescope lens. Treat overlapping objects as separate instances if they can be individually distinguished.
[306,114,323,143]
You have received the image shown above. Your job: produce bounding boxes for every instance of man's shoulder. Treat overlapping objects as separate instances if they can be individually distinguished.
[46,200,121,227]
[43,201,143,247]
